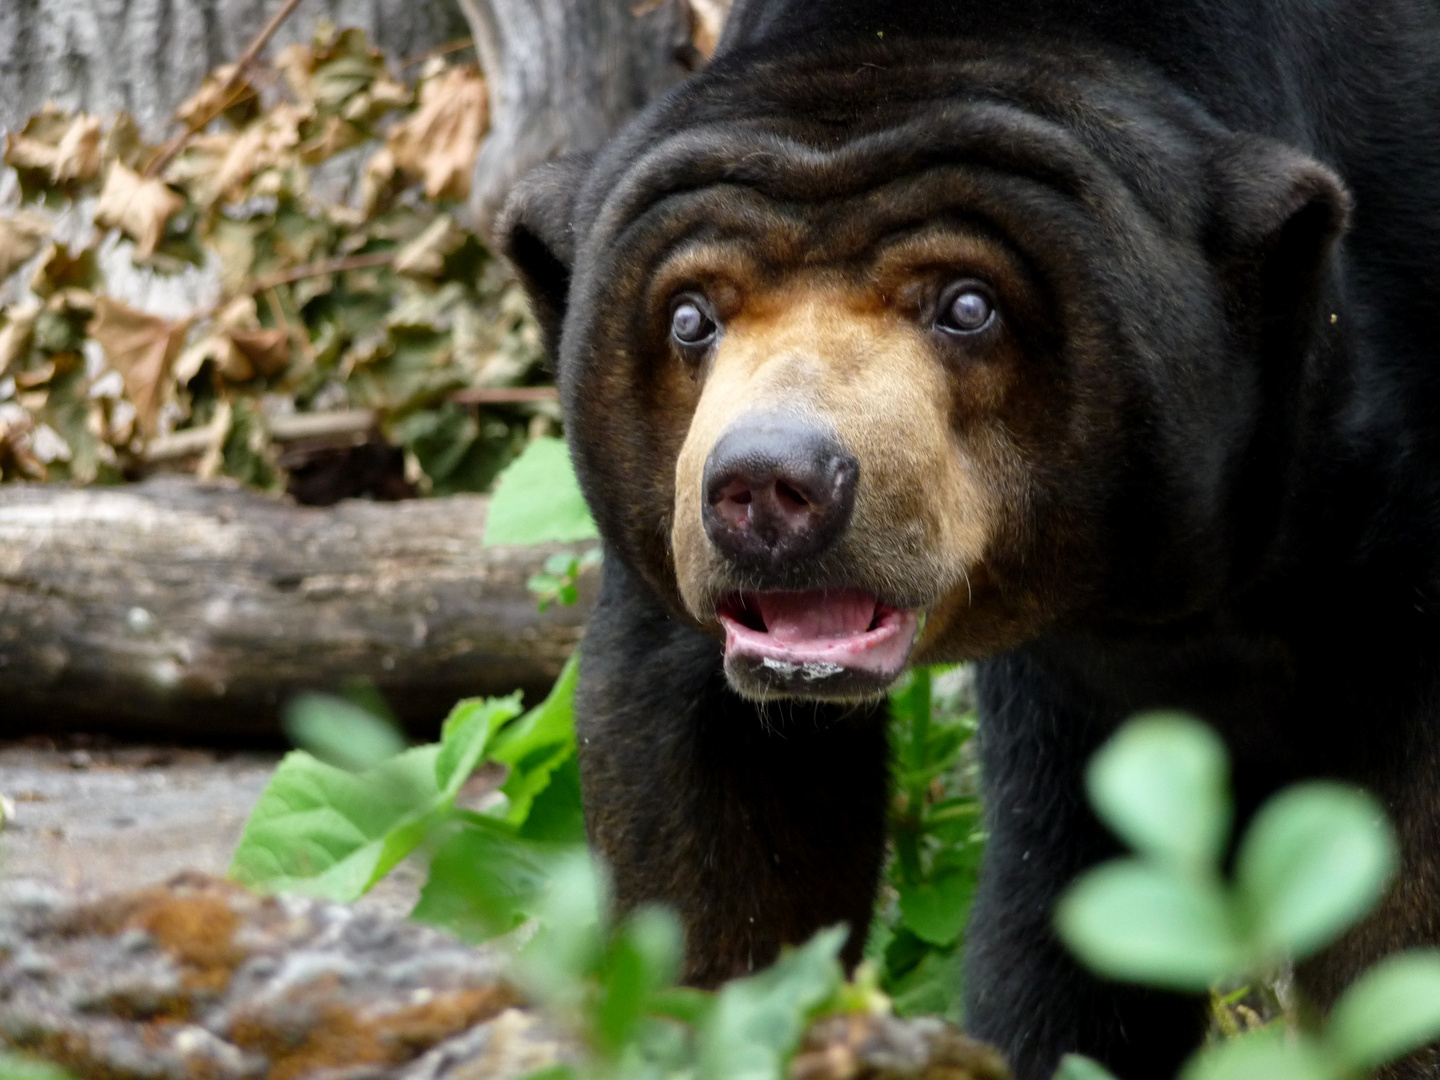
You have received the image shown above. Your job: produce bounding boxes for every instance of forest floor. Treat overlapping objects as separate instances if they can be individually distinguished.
[0,737,424,916]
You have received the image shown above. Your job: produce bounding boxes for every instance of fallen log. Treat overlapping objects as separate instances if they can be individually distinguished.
[0,478,595,738]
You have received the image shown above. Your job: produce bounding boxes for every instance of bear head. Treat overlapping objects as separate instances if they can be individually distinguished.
[501,41,1348,702]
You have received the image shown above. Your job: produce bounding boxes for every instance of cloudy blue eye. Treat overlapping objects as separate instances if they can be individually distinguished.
[671,296,718,347]
[937,282,996,335]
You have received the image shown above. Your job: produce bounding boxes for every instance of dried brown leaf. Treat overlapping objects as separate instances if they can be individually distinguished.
[89,298,190,437]
[94,162,186,259]
[174,63,253,129]
[0,214,51,281]
[29,245,100,299]
[386,66,488,201]
[231,329,292,377]
[4,107,103,185]
[0,301,41,376]
[394,214,465,278]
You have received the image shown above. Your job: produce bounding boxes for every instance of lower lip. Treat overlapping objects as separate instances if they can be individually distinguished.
[717,598,920,683]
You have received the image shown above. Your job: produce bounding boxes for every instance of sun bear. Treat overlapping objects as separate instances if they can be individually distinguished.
[499,1,1440,1076]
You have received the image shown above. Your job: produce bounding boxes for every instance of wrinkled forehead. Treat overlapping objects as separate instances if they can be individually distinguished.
[575,51,1216,270]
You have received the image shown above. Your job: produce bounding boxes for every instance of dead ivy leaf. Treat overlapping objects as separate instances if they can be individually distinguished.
[394,214,464,278]
[169,104,307,206]
[29,245,99,299]
[102,112,150,171]
[89,298,190,437]
[94,162,186,259]
[174,63,257,130]
[387,65,488,201]
[0,301,41,376]
[361,147,399,216]
[231,329,292,377]
[299,115,365,163]
[4,107,104,188]
[0,214,51,281]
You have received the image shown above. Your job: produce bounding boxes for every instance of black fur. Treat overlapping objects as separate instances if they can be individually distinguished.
[502,3,1440,1077]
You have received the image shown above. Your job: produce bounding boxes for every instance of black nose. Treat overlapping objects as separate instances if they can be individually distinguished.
[702,414,858,566]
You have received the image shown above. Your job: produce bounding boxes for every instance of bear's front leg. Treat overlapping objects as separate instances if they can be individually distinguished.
[575,557,890,986]
[963,652,1209,1080]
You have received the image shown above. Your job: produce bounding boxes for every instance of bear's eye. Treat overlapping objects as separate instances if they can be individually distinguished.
[670,295,719,348]
[936,282,996,336]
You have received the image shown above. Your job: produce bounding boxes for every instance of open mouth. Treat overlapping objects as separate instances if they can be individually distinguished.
[716,589,920,697]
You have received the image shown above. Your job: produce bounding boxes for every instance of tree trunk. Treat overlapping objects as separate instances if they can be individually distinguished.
[0,478,595,738]
[0,0,471,136]
[458,0,695,237]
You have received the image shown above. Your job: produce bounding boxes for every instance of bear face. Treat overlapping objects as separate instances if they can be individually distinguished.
[504,42,1347,702]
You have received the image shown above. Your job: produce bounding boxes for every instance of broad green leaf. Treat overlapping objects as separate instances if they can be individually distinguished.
[489,654,580,825]
[1327,949,1440,1073]
[697,926,847,1080]
[1087,714,1231,877]
[884,941,962,1019]
[597,905,684,1054]
[229,745,447,900]
[898,861,976,946]
[1056,860,1245,991]
[1054,1055,1121,1080]
[0,1053,74,1080]
[284,693,407,772]
[1236,783,1397,960]
[1179,1028,1333,1080]
[519,756,586,844]
[435,692,522,794]
[482,436,598,546]
[521,851,609,1010]
[650,986,716,1026]
[409,816,558,942]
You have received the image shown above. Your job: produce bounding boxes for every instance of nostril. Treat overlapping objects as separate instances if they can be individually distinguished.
[713,478,754,529]
[773,480,810,513]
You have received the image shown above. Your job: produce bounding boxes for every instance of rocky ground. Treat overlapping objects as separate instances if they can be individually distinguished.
[0,737,1009,1080]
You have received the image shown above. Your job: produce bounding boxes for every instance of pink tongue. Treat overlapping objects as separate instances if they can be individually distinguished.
[754,591,879,644]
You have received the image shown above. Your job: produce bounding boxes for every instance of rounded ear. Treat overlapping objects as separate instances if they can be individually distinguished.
[1211,137,1351,339]
[496,152,596,357]
[1211,139,1351,571]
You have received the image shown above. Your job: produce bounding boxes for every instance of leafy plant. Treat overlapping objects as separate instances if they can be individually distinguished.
[0,22,549,492]
[1056,713,1440,1080]
[867,666,985,1019]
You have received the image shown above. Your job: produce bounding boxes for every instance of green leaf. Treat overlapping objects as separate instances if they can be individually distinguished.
[897,860,975,947]
[884,942,961,1019]
[519,756,586,844]
[1236,783,1397,960]
[597,905,684,1054]
[283,693,407,772]
[1055,860,1246,991]
[1327,949,1440,1073]
[697,926,847,1080]
[1179,1028,1333,1080]
[521,851,609,1010]
[0,1053,74,1080]
[1054,1055,1121,1080]
[409,816,557,942]
[483,436,598,546]
[229,745,447,900]
[1087,713,1231,877]
[489,655,580,826]
[436,692,522,794]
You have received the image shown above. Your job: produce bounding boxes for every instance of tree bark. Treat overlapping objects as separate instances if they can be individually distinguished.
[0,478,595,738]
[458,0,695,237]
[0,0,472,137]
